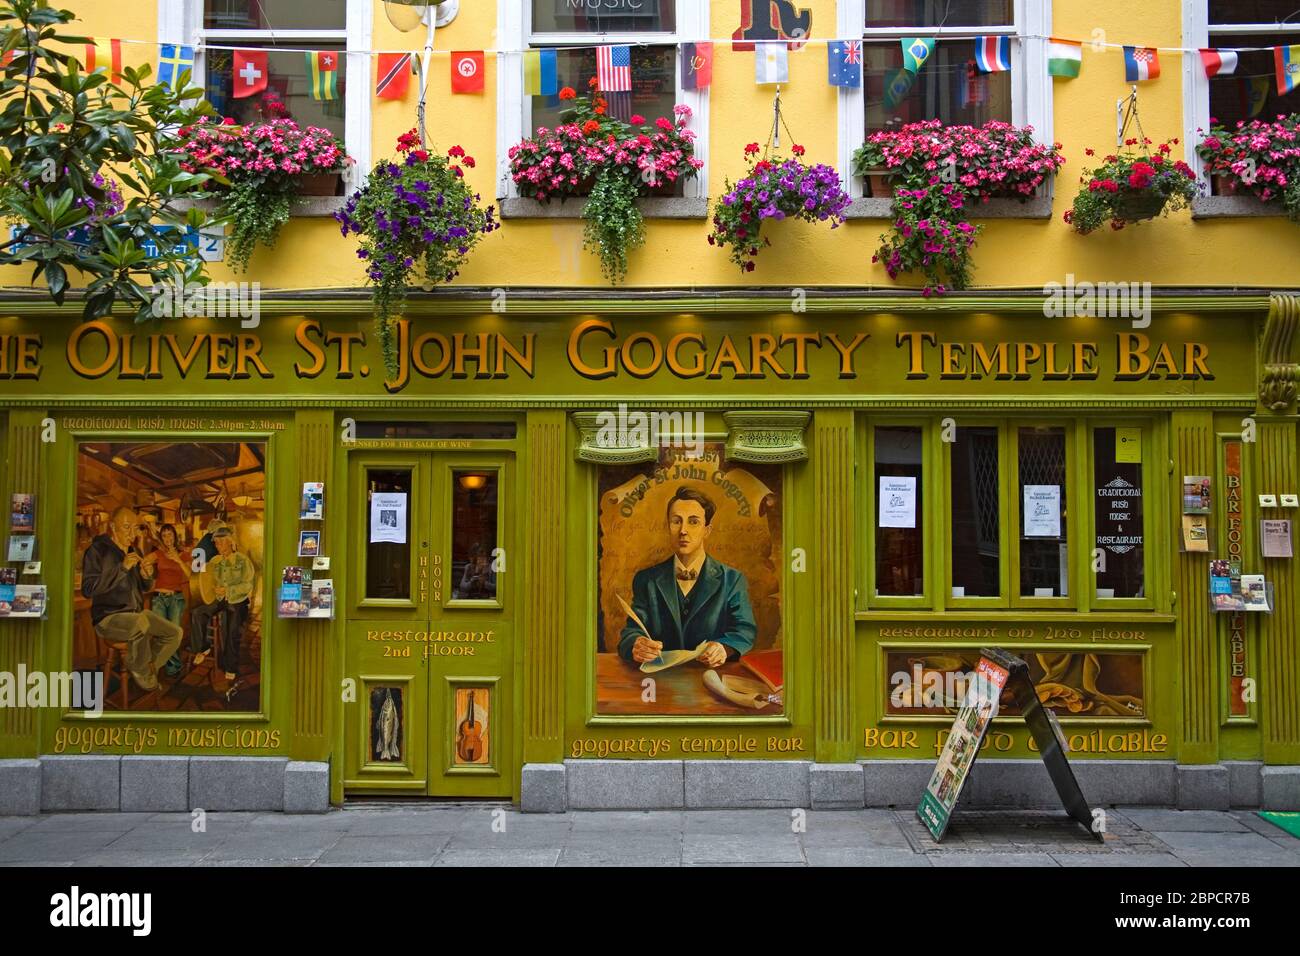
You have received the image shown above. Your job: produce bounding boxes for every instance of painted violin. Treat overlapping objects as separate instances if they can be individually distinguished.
[456,691,483,763]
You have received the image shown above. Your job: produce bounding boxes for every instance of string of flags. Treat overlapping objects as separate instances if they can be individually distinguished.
[33,33,1300,104]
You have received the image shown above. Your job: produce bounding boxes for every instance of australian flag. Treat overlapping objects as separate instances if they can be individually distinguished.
[827,39,862,88]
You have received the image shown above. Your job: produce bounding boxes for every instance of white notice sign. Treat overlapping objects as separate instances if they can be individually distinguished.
[879,476,917,529]
[1023,485,1062,538]
[369,493,408,544]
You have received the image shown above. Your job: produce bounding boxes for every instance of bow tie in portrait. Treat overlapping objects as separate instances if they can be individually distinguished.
[676,568,698,581]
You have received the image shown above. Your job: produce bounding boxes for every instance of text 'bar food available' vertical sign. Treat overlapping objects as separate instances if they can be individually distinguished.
[917,655,1009,841]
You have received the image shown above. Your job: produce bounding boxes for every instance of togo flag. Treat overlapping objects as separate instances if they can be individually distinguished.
[901,37,936,73]
[1047,38,1082,78]
[305,50,339,100]
[1199,48,1238,78]
[1123,46,1160,82]
[1275,45,1300,96]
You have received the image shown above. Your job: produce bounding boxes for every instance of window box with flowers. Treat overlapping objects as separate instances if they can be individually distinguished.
[506,84,704,282]
[173,111,352,271]
[850,120,1064,293]
[1194,115,1300,221]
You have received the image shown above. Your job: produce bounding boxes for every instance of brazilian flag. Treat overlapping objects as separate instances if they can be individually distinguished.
[305,51,339,100]
[901,37,936,74]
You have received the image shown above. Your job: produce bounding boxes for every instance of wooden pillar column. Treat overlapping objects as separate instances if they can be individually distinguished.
[813,410,855,764]
[523,411,566,764]
[293,410,333,760]
[1258,419,1300,764]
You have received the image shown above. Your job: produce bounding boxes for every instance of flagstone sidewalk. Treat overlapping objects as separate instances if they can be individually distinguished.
[0,806,1296,866]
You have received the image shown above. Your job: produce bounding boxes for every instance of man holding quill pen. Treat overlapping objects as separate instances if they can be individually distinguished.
[617,488,757,668]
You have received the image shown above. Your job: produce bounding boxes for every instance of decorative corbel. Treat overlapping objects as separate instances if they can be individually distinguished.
[1261,293,1300,412]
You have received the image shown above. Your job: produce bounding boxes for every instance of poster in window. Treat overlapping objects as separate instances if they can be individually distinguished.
[878,476,917,529]
[596,443,783,716]
[369,492,407,544]
[74,441,265,712]
[1023,484,1061,537]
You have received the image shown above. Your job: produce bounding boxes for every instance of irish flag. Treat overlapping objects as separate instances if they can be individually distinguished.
[1199,48,1238,78]
[1047,38,1081,78]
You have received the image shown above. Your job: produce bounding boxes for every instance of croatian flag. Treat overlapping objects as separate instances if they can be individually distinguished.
[1123,46,1160,82]
[973,36,1011,73]
[596,45,631,92]
[1198,48,1238,78]
[827,40,862,87]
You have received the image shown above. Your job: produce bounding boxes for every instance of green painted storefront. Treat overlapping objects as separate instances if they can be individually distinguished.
[1,290,1297,811]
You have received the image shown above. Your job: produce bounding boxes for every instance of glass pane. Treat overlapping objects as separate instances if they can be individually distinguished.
[205,46,346,144]
[864,42,1012,134]
[950,427,1000,597]
[866,0,1012,28]
[1209,1,1300,24]
[875,426,923,597]
[1093,428,1144,599]
[530,46,676,132]
[1018,427,1068,598]
[204,0,346,30]
[366,469,411,600]
[1207,33,1300,139]
[451,472,499,600]
[532,0,676,33]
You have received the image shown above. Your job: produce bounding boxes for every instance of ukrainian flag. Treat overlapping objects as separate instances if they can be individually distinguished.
[305,51,339,101]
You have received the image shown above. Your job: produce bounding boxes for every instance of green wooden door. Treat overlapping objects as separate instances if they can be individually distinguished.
[343,450,513,797]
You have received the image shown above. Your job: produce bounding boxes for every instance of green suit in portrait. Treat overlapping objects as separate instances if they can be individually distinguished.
[617,555,757,662]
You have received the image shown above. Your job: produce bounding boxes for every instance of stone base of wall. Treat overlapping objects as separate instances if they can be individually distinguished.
[0,756,329,815]
[512,759,1300,813]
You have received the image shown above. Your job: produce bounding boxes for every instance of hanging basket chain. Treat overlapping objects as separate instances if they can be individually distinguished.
[1116,86,1150,158]
[762,87,801,162]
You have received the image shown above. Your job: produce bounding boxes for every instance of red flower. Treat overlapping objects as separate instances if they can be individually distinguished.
[630,114,646,125]
[791,144,806,156]
[743,142,760,156]
[582,119,600,135]
[410,149,429,162]
[448,145,466,158]
[559,86,576,100]
[462,156,476,168]
[587,76,599,89]
[396,129,421,153]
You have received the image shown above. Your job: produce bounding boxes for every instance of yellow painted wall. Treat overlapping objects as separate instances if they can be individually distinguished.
[18,1,1300,293]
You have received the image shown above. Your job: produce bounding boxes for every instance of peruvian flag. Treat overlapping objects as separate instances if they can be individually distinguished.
[232,50,269,98]
[1199,48,1239,78]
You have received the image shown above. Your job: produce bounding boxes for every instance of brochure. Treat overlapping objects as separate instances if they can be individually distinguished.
[308,579,334,619]
[1261,519,1293,559]
[300,482,325,521]
[1182,514,1209,552]
[9,493,34,534]
[1182,476,1211,515]
[1241,574,1270,612]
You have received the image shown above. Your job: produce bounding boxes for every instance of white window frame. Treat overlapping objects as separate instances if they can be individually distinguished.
[159,0,371,187]
[497,0,710,200]
[1183,0,1300,181]
[837,0,1051,199]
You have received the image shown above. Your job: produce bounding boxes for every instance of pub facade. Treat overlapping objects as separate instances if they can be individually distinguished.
[0,0,1298,813]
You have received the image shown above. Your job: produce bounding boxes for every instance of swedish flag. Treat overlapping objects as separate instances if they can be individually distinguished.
[305,51,339,101]
[901,37,936,74]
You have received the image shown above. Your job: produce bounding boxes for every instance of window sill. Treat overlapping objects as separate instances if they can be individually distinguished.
[499,197,709,220]
[174,196,347,218]
[1192,195,1285,219]
[857,610,1175,624]
[844,196,1054,220]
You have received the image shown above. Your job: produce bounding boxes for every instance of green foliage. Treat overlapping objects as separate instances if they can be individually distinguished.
[0,0,217,320]
[222,179,292,273]
[581,170,644,284]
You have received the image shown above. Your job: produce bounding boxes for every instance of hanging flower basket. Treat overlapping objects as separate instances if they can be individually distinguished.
[707,143,850,272]
[1064,138,1200,235]
[507,82,702,283]
[336,130,499,377]
[851,120,1065,292]
[1197,114,1300,219]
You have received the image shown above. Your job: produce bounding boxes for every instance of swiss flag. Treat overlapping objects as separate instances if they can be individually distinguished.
[450,50,484,94]
[232,50,269,98]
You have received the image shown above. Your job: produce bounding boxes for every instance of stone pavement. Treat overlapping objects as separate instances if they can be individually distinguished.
[0,805,1297,866]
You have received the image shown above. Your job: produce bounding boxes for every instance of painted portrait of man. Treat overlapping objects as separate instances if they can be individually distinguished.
[618,487,756,668]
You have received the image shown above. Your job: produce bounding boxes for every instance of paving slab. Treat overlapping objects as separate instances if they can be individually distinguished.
[1051,853,1188,867]
[78,848,211,867]
[434,849,560,867]
[805,847,931,867]
[1114,808,1247,832]
[930,853,1061,867]
[314,834,451,865]
[0,830,126,863]
[28,812,150,832]
[682,834,806,864]
[1153,830,1300,866]
[199,829,345,862]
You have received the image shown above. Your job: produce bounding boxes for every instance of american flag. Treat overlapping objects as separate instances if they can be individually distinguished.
[596,45,632,92]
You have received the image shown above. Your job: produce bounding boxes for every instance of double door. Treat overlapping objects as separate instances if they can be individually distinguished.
[343,450,513,796]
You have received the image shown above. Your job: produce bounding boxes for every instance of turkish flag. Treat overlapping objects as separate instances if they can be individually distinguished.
[450,50,484,93]
[232,50,269,98]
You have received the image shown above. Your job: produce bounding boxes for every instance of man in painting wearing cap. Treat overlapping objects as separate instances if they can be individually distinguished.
[618,487,756,667]
[82,506,183,694]
[189,523,256,695]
